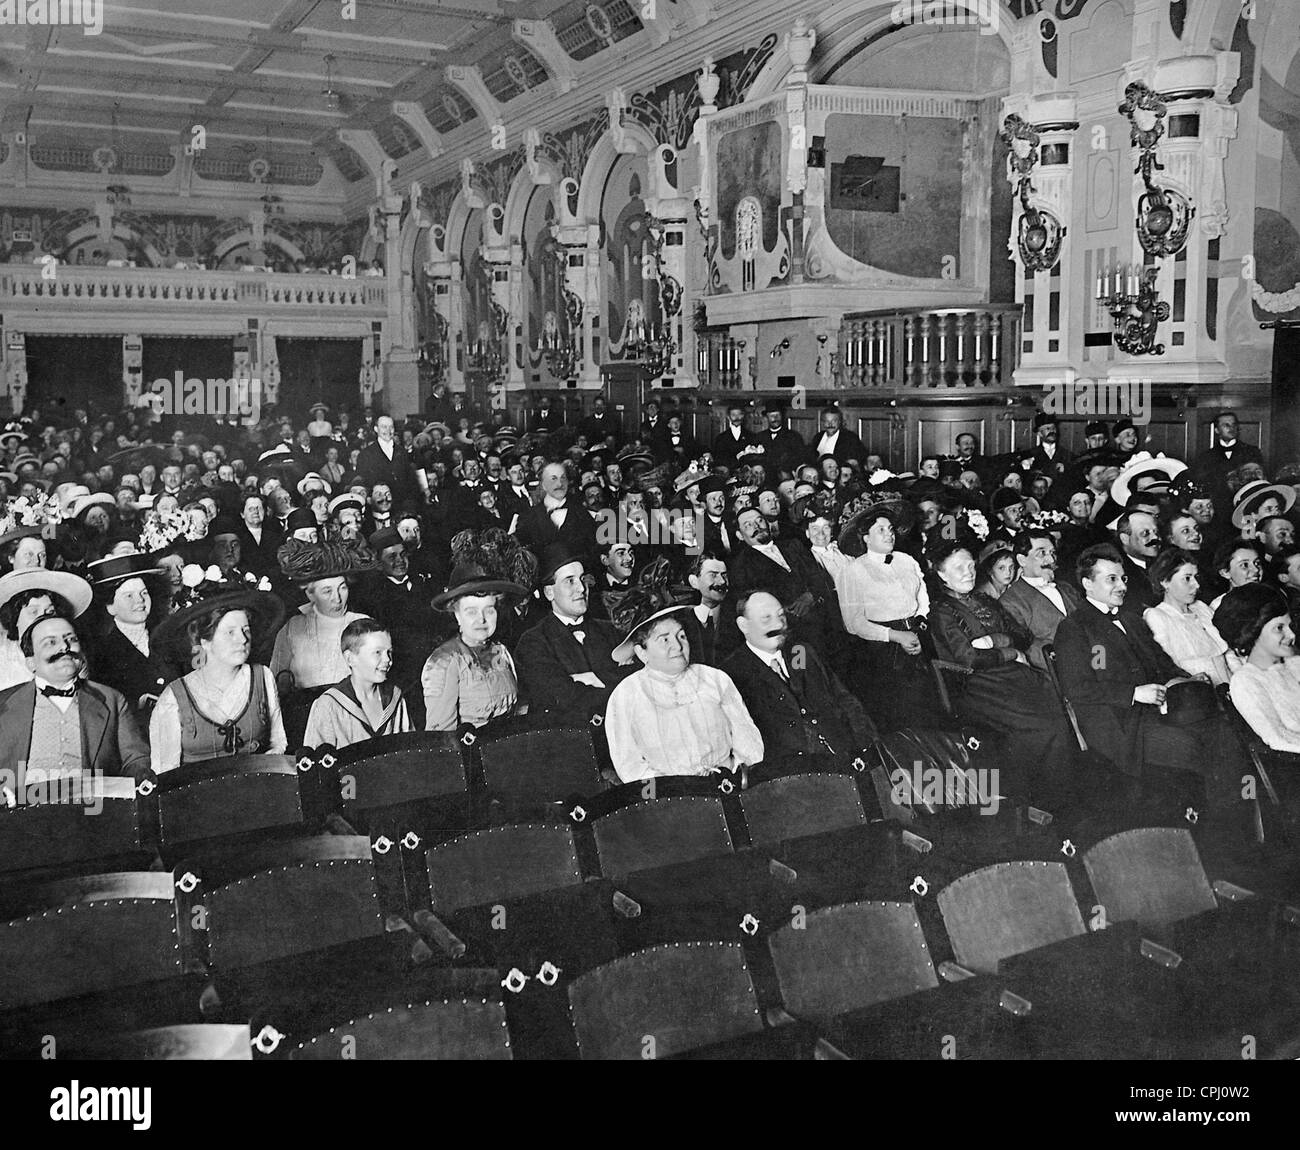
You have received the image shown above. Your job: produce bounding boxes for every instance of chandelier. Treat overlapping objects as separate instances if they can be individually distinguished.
[469,300,509,381]
[1096,263,1169,356]
[625,316,676,378]
[534,231,584,380]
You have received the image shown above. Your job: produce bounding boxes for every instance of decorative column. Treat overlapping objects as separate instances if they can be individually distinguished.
[3,333,27,416]
[1001,93,1078,388]
[122,334,143,408]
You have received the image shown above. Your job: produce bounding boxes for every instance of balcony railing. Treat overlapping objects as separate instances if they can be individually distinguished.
[0,265,388,313]
[838,305,1021,389]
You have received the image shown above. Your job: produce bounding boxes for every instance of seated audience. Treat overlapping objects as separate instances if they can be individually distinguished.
[1143,548,1230,687]
[149,575,288,773]
[726,590,877,765]
[421,562,526,732]
[0,569,90,691]
[999,530,1080,672]
[304,617,413,748]
[1216,585,1300,753]
[604,592,763,783]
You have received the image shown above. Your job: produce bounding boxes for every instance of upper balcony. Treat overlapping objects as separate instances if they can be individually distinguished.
[0,264,388,335]
[837,304,1022,392]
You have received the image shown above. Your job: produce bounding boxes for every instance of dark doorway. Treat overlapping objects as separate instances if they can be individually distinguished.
[1271,327,1300,468]
[276,338,363,418]
[24,336,123,417]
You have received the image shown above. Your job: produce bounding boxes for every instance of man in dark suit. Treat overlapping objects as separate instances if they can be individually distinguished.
[1192,410,1267,514]
[1017,412,1072,483]
[699,477,734,557]
[681,553,739,668]
[352,527,436,727]
[640,400,665,446]
[755,400,808,476]
[356,415,425,507]
[1114,509,1161,611]
[1054,544,1234,796]
[531,395,564,435]
[514,462,597,559]
[578,396,621,449]
[656,413,699,466]
[0,615,150,786]
[514,546,632,724]
[497,459,534,533]
[729,506,841,655]
[999,529,1081,672]
[725,590,876,765]
[811,404,867,466]
[712,403,759,469]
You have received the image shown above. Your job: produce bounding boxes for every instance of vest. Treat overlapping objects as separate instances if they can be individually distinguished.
[173,667,272,765]
[27,692,84,779]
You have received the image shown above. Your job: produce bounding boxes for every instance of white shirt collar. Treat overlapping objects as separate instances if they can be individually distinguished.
[1087,596,1120,616]
[745,641,785,671]
[1023,575,1054,587]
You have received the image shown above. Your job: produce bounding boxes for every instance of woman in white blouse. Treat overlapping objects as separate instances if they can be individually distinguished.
[833,497,933,728]
[1215,584,1300,753]
[1143,548,1230,686]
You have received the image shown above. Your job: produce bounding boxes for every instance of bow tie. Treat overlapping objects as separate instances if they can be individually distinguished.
[884,554,894,565]
[41,683,78,698]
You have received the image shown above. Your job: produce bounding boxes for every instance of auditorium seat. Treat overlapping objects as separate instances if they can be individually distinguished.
[155,754,305,860]
[937,860,1087,974]
[738,773,867,848]
[200,836,386,971]
[291,996,513,1060]
[0,872,192,1013]
[567,941,764,1060]
[74,1024,254,1060]
[767,900,940,1020]
[1082,828,1219,931]
[591,795,733,877]
[476,723,606,808]
[0,775,150,882]
[426,823,584,916]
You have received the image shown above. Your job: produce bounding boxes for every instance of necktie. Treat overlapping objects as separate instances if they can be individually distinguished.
[772,654,789,682]
[704,614,716,636]
[41,683,77,698]
[566,620,585,643]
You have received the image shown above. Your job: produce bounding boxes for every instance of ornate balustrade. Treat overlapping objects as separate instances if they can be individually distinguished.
[0,265,387,316]
[837,305,1022,390]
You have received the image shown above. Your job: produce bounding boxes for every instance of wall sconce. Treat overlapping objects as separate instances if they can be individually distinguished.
[999,114,1066,272]
[1119,81,1194,258]
[1096,263,1169,356]
[769,337,791,358]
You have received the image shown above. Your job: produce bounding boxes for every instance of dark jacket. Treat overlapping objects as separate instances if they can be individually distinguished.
[1053,600,1186,776]
[514,499,598,557]
[712,424,761,468]
[356,440,421,504]
[725,640,876,763]
[754,426,808,475]
[514,613,632,724]
[90,625,176,716]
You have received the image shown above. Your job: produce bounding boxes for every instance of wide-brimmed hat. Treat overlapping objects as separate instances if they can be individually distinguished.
[298,472,331,497]
[1109,453,1187,508]
[277,538,377,585]
[85,552,170,589]
[0,522,44,551]
[837,493,916,557]
[616,445,656,471]
[610,579,693,663]
[12,452,41,471]
[308,402,331,417]
[152,570,285,666]
[0,568,92,617]
[431,561,527,612]
[70,492,115,519]
[423,421,452,438]
[673,461,710,493]
[1231,479,1297,528]
[992,487,1027,514]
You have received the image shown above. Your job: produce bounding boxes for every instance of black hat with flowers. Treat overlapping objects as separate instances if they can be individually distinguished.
[277,538,377,585]
[152,565,285,666]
